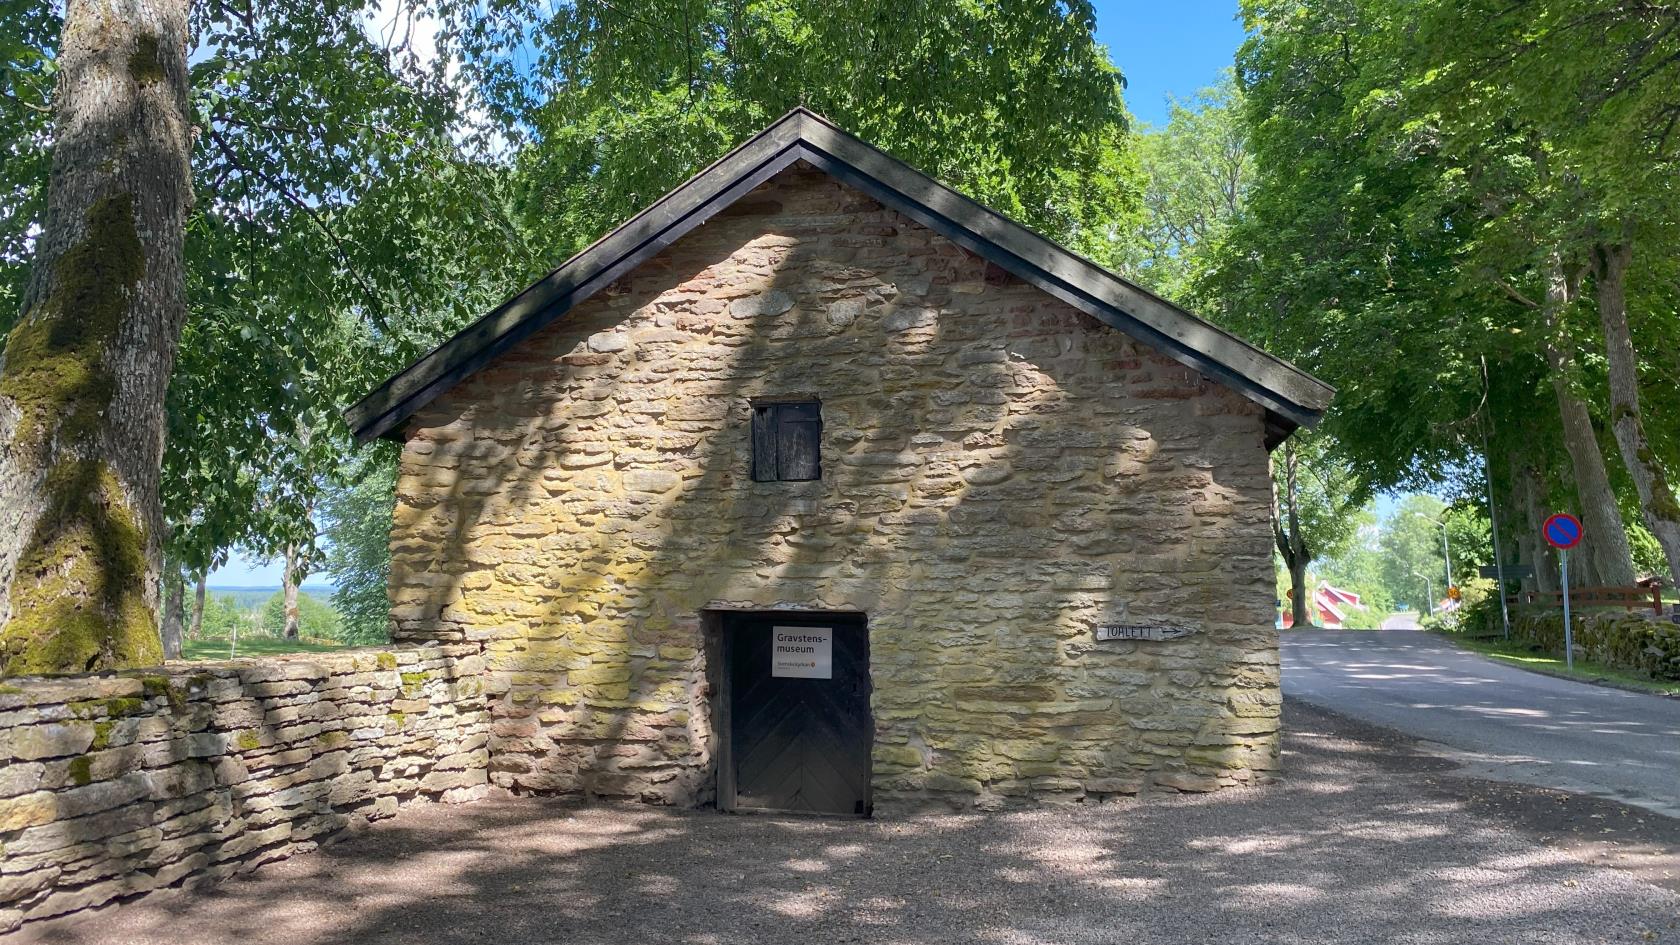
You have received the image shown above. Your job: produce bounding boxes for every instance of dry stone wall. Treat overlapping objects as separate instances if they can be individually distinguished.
[390,163,1282,810]
[1506,608,1680,680]
[0,644,488,933]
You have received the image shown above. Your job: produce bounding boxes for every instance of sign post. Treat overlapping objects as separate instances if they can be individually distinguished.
[1560,550,1572,669]
[1543,513,1583,669]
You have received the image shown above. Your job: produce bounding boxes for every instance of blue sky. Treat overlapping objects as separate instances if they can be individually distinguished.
[1093,0,1247,126]
[210,2,1250,588]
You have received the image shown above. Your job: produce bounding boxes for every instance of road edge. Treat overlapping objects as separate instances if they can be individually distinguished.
[1427,628,1680,700]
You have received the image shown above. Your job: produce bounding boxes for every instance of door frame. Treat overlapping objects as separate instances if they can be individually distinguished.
[709,608,872,816]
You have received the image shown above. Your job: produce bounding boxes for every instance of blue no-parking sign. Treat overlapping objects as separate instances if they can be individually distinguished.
[1541,512,1583,668]
[1543,513,1582,550]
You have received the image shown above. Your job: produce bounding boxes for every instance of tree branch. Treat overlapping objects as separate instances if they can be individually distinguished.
[1496,279,1541,310]
[206,125,392,332]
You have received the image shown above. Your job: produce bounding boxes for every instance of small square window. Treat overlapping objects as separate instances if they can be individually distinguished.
[752,401,822,482]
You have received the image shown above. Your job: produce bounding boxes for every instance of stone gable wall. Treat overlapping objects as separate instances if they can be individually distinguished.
[391,163,1281,809]
[0,644,488,933]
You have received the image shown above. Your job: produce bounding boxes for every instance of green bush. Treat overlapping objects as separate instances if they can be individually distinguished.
[1428,577,1497,634]
[196,593,257,639]
[319,451,397,645]
[260,591,345,641]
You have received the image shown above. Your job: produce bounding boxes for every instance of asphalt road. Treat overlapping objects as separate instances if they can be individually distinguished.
[1284,628,1680,818]
[1379,611,1421,630]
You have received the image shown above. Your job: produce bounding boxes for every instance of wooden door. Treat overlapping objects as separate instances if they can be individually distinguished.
[723,613,872,817]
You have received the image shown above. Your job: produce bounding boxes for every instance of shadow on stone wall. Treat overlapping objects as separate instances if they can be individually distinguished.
[389,163,1280,810]
[0,643,487,932]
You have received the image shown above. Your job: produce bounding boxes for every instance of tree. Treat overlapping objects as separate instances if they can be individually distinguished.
[280,545,304,640]
[1531,254,1637,586]
[1401,0,1679,586]
[1442,503,1492,581]
[1128,72,1250,301]
[1593,238,1680,585]
[260,590,343,641]
[189,572,206,640]
[1314,518,1395,624]
[0,0,532,676]
[160,566,185,659]
[0,0,193,674]
[320,446,399,645]
[1273,432,1365,627]
[441,0,1145,269]
[1215,0,1503,499]
[1220,0,1680,599]
[156,0,530,613]
[0,0,55,315]
[196,592,254,641]
[1380,495,1450,611]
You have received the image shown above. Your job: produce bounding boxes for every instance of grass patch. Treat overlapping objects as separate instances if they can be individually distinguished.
[1433,630,1680,697]
[180,636,343,661]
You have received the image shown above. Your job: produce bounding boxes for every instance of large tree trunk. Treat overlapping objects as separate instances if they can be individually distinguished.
[1571,537,1605,587]
[282,545,301,640]
[0,0,193,675]
[1287,553,1311,627]
[1593,238,1680,585]
[1273,440,1314,628]
[190,572,206,640]
[1513,456,1559,593]
[1540,253,1636,587]
[160,567,183,659]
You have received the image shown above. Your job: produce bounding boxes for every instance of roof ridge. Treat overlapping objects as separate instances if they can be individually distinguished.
[345,112,1332,446]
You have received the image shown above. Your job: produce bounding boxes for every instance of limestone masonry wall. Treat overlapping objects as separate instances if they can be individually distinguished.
[390,163,1282,809]
[0,644,488,933]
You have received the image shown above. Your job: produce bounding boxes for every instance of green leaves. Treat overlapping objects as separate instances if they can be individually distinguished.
[318,444,399,644]
[162,0,533,579]
[1209,0,1541,492]
[1125,71,1249,302]
[0,0,58,316]
[438,0,1142,268]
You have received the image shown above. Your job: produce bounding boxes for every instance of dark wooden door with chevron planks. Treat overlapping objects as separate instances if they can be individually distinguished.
[725,613,872,817]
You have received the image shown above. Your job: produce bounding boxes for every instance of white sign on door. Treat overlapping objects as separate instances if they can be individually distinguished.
[771,626,832,679]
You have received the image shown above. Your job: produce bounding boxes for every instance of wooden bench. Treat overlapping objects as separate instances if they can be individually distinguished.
[1506,584,1664,615]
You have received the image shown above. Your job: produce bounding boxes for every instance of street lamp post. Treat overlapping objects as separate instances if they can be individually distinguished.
[1412,512,1453,592]
[1412,570,1434,616]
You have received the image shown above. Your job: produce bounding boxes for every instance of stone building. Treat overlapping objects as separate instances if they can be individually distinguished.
[347,109,1333,814]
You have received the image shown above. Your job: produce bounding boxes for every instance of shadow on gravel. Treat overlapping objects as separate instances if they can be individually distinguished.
[21,703,1680,945]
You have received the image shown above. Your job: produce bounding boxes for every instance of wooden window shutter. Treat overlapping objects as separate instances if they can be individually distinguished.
[751,401,821,481]
[751,405,779,481]
[776,402,821,480]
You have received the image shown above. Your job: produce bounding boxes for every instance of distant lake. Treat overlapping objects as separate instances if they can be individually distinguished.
[207,585,337,593]
[203,585,338,609]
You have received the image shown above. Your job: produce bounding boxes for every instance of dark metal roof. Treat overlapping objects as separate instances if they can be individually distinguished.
[345,108,1333,447]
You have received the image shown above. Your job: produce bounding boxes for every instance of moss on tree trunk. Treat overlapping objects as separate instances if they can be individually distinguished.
[0,0,193,676]
[1,461,160,674]
[0,194,141,447]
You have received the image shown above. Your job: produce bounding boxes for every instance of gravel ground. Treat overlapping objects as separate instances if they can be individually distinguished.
[16,702,1680,945]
